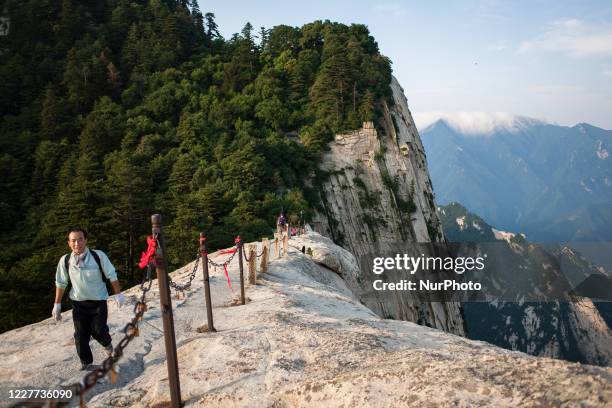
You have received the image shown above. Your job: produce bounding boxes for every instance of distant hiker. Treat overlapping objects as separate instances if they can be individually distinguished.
[276,213,287,234]
[52,228,125,370]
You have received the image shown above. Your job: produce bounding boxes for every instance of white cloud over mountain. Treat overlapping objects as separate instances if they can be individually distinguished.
[414,112,546,135]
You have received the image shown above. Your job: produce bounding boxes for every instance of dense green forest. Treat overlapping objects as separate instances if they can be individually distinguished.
[0,0,392,332]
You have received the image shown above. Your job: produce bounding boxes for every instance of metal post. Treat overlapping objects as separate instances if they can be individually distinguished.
[200,232,216,332]
[237,236,245,305]
[151,214,182,408]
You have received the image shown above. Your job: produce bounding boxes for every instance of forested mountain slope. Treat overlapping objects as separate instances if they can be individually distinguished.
[0,0,392,332]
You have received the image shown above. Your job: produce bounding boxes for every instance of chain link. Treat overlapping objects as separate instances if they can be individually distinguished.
[242,245,251,263]
[287,242,303,252]
[167,252,200,293]
[13,264,156,408]
[208,246,238,268]
[242,244,266,262]
[75,262,154,398]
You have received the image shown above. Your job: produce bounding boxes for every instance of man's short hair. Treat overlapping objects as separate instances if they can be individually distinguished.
[67,227,88,240]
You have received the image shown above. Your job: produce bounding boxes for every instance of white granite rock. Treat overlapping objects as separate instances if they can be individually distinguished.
[2,233,608,407]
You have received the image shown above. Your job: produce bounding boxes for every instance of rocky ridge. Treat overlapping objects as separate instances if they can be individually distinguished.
[0,232,610,407]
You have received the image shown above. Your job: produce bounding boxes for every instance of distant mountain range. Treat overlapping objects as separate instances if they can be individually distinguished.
[421,115,612,242]
[438,202,612,365]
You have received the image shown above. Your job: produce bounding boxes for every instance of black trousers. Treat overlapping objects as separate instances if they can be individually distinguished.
[72,300,112,365]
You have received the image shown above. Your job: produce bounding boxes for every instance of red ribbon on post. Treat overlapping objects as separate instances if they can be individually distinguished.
[223,264,233,292]
[138,235,157,269]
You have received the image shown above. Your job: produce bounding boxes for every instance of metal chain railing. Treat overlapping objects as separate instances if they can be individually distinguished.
[287,242,303,252]
[208,247,238,268]
[242,244,265,262]
[167,252,200,294]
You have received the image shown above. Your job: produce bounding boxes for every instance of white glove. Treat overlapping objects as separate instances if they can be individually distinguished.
[112,293,126,308]
[52,303,62,321]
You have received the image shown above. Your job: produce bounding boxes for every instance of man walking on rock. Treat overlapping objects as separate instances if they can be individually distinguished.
[52,228,125,370]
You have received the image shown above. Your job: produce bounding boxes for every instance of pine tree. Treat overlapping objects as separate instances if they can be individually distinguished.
[56,0,81,48]
[122,24,140,72]
[191,2,205,38]
[41,152,105,245]
[242,22,254,43]
[0,154,26,233]
[204,12,220,39]
[110,1,133,49]
[100,151,152,282]
[78,96,124,157]
[258,26,269,49]
[40,87,66,140]
[28,140,65,209]
[359,89,376,122]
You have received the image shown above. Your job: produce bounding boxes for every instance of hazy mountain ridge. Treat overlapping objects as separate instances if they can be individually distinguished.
[419,112,545,135]
[438,201,497,242]
[422,117,612,242]
[438,202,612,366]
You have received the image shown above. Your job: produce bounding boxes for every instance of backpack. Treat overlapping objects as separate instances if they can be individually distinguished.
[64,250,113,296]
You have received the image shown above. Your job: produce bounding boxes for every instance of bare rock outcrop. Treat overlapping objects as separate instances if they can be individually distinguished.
[310,76,464,335]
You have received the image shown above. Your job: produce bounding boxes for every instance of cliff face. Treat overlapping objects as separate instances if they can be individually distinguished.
[312,77,440,251]
[311,77,464,335]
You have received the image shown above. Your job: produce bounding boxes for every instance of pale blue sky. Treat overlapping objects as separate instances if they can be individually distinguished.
[197,1,612,130]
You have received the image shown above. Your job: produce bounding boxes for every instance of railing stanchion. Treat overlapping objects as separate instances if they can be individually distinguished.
[274,233,280,259]
[248,244,257,284]
[237,236,246,305]
[151,214,182,408]
[260,238,269,273]
[200,232,216,332]
[282,233,288,258]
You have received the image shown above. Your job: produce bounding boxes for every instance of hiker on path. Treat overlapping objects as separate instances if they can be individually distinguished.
[52,228,125,370]
[277,212,287,234]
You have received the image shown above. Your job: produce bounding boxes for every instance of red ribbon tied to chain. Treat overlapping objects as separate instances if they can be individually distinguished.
[223,263,234,292]
[138,235,157,269]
